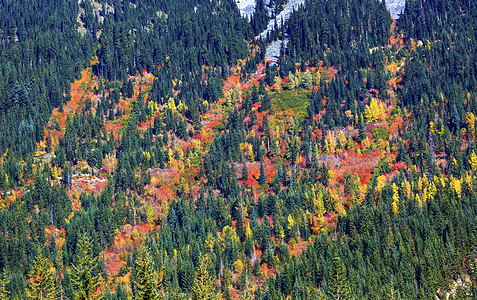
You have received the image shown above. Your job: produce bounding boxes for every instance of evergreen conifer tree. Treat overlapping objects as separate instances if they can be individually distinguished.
[328,252,350,300]
[0,271,9,300]
[192,254,220,300]
[133,243,163,300]
[260,92,271,112]
[27,249,59,300]
[70,232,103,300]
[242,162,249,180]
[259,160,266,186]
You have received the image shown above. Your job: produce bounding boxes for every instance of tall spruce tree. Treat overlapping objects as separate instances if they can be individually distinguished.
[191,254,220,300]
[328,252,350,300]
[259,160,266,186]
[0,271,9,300]
[133,243,163,300]
[70,232,103,300]
[27,249,59,300]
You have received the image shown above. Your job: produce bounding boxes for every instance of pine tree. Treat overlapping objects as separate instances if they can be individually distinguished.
[170,288,187,300]
[302,70,313,89]
[260,92,271,112]
[251,85,259,104]
[242,162,249,180]
[259,160,266,186]
[133,243,163,300]
[192,254,220,300]
[469,150,477,173]
[328,252,350,300]
[27,249,59,300]
[0,271,9,300]
[69,233,103,300]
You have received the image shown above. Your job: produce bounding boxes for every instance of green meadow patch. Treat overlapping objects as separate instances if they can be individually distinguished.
[272,89,311,120]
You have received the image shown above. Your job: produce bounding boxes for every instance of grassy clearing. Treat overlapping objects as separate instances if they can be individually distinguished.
[271,89,311,120]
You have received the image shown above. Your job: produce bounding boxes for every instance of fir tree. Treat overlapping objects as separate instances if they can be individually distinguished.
[259,160,266,186]
[69,232,103,300]
[0,271,9,300]
[133,243,163,300]
[192,254,220,300]
[328,252,350,300]
[242,162,249,180]
[27,249,59,300]
[260,92,271,112]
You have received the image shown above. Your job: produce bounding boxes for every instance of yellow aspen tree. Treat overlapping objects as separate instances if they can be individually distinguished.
[469,150,477,173]
[0,271,9,300]
[177,101,184,113]
[401,180,411,199]
[422,187,428,203]
[104,153,116,176]
[247,144,254,161]
[450,176,462,199]
[145,203,157,224]
[288,71,297,89]
[335,201,346,217]
[391,183,399,215]
[362,136,371,150]
[51,166,59,180]
[144,151,151,162]
[429,121,436,133]
[204,233,215,253]
[314,190,326,218]
[417,176,423,193]
[302,69,313,89]
[245,223,253,239]
[274,76,282,91]
[167,97,177,112]
[438,122,445,136]
[376,175,386,193]
[415,193,422,210]
[428,182,437,201]
[313,70,321,87]
[466,112,475,137]
[364,98,387,123]
[287,214,295,230]
[325,132,337,155]
[338,132,347,149]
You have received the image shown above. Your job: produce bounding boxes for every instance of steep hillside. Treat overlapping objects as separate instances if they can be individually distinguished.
[0,0,476,299]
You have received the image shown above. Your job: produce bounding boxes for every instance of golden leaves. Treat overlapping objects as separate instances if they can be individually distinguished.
[364,98,387,124]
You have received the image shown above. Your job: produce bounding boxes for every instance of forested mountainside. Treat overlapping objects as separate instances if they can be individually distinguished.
[0,0,476,299]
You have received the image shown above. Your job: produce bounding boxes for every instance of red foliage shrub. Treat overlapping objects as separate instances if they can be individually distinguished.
[156,185,174,202]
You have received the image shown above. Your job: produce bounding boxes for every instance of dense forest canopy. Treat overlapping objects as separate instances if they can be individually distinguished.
[0,0,476,299]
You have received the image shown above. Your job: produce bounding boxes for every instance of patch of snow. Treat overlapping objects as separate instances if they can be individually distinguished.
[385,0,406,20]
[249,0,405,64]
[265,39,287,63]
[234,0,257,19]
[255,0,305,40]
[255,0,304,63]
